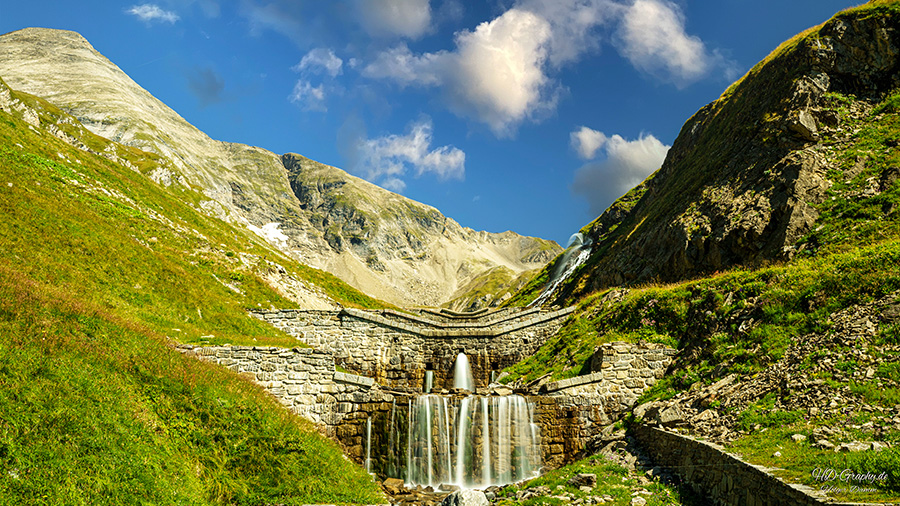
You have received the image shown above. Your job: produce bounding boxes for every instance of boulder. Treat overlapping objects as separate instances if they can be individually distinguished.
[382,477,405,495]
[813,439,835,450]
[441,489,489,506]
[657,405,685,426]
[567,473,597,488]
[838,441,869,453]
[788,108,819,141]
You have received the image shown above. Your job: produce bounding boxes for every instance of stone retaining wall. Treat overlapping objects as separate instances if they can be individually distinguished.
[251,307,575,391]
[631,425,879,506]
[174,345,406,460]
[535,342,677,468]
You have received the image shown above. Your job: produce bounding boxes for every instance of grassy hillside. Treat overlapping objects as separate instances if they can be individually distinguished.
[502,73,900,386]
[0,78,385,503]
[499,2,900,500]
[508,0,900,310]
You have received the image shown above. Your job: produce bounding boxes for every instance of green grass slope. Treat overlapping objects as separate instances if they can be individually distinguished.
[504,0,900,381]
[0,78,385,504]
[510,0,900,310]
[499,2,900,499]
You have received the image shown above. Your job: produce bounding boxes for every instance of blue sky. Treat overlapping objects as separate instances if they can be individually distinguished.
[2,0,858,245]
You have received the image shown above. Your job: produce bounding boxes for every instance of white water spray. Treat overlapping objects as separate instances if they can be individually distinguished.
[365,416,372,474]
[424,370,434,393]
[404,393,540,488]
[453,352,474,392]
[531,232,592,307]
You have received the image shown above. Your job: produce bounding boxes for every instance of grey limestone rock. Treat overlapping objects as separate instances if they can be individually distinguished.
[441,489,489,506]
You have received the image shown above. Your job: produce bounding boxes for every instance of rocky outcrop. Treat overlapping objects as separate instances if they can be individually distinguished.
[544,5,900,302]
[634,291,900,446]
[0,27,560,307]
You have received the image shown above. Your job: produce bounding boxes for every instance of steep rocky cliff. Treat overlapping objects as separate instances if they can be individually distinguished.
[0,27,559,307]
[527,1,900,305]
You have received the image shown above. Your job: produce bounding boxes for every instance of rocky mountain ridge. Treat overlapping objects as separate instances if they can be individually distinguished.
[524,3,900,306]
[0,27,559,307]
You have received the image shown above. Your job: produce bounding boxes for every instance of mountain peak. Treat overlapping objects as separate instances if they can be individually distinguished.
[0,27,560,308]
[517,0,900,305]
[1,27,94,51]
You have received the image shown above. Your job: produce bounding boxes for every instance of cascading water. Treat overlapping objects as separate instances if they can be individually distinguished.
[530,232,592,307]
[452,352,474,392]
[405,394,540,488]
[402,352,541,489]
[365,416,372,474]
[424,370,434,393]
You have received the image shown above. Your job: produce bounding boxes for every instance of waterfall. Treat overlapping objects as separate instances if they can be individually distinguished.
[403,394,540,489]
[365,416,372,474]
[480,396,491,487]
[454,397,472,486]
[453,352,474,391]
[387,399,398,477]
[530,232,592,307]
[424,370,434,393]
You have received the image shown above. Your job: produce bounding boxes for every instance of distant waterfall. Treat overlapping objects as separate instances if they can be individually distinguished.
[531,232,592,307]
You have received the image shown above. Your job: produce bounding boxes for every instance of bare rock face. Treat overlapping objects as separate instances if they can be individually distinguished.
[548,6,900,301]
[0,27,560,306]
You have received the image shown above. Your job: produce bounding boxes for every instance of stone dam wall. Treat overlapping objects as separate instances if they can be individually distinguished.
[250,306,575,392]
[179,340,676,474]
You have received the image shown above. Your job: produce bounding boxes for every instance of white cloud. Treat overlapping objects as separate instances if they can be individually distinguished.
[571,131,669,216]
[516,0,618,67]
[449,9,554,136]
[380,177,407,193]
[294,48,343,77]
[289,80,327,111]
[289,48,343,111]
[363,8,555,137]
[362,44,445,86]
[570,126,607,160]
[126,4,180,23]
[356,0,432,39]
[242,1,304,44]
[351,119,465,191]
[616,0,714,86]
[360,0,732,134]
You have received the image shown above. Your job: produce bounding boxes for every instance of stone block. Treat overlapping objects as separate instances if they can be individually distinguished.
[624,378,645,389]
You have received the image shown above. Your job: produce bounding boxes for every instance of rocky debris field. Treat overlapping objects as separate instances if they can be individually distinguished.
[632,291,900,448]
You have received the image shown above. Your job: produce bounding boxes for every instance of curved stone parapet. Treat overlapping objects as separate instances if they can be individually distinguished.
[340,306,574,335]
[251,306,576,391]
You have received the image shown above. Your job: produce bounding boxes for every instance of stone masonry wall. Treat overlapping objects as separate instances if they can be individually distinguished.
[631,425,871,506]
[536,342,677,469]
[179,340,677,479]
[251,307,575,392]
[176,345,400,456]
